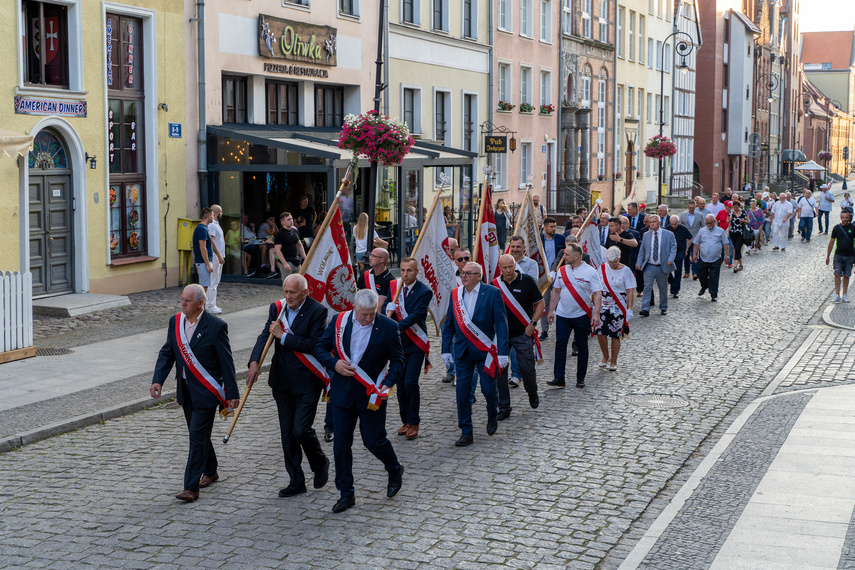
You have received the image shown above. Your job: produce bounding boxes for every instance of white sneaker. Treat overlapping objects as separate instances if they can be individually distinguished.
[832,295,842,303]
[508,377,521,388]
[844,295,850,303]
[208,306,223,314]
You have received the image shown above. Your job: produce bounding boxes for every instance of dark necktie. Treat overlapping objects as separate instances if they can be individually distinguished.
[404,286,409,301]
[652,231,659,264]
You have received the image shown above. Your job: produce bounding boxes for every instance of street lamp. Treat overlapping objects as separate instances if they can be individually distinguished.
[751,72,779,189]
[657,31,695,205]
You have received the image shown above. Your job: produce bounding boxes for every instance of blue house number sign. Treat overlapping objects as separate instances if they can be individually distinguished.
[168,123,182,138]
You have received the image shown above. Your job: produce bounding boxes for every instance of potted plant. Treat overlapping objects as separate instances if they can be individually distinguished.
[520,102,534,113]
[539,103,555,115]
[338,110,415,166]
[644,135,678,160]
[819,150,832,161]
[615,172,623,180]
[497,101,515,111]
[597,174,606,181]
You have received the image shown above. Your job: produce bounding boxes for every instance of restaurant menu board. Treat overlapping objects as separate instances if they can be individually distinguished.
[109,183,143,254]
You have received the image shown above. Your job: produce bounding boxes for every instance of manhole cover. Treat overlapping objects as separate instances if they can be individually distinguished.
[36,347,74,356]
[624,394,690,409]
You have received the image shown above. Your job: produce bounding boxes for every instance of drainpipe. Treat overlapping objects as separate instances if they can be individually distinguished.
[557,4,563,211]
[383,0,390,117]
[197,0,207,209]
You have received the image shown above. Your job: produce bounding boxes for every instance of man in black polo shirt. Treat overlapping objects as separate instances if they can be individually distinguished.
[268,212,306,280]
[494,254,544,418]
[665,215,693,299]
[827,209,855,303]
[356,247,393,311]
[607,217,638,266]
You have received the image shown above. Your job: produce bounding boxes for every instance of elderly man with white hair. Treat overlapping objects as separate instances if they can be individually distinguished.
[314,288,406,513]
[692,214,730,302]
[770,193,794,251]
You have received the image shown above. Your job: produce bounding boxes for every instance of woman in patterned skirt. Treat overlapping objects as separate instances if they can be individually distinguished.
[595,247,636,371]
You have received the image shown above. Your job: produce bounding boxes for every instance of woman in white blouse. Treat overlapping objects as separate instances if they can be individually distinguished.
[594,247,636,371]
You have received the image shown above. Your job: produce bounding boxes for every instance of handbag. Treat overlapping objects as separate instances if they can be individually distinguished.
[742,225,755,242]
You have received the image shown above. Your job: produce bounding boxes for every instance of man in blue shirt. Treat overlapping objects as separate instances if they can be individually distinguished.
[692,214,730,302]
[818,184,835,234]
[193,208,214,290]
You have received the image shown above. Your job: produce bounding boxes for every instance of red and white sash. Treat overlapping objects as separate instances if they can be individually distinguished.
[364,270,376,292]
[273,299,331,401]
[175,313,228,408]
[451,287,499,377]
[333,311,390,411]
[492,277,543,363]
[389,279,432,373]
[558,266,593,319]
[600,265,629,337]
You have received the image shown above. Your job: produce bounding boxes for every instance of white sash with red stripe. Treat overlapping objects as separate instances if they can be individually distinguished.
[389,279,432,373]
[558,266,593,319]
[600,265,629,337]
[364,270,376,292]
[451,287,499,377]
[176,313,228,408]
[333,311,390,411]
[273,299,332,401]
[492,277,543,364]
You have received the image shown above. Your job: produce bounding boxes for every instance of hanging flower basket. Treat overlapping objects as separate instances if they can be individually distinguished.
[644,135,678,160]
[818,150,832,161]
[338,110,415,167]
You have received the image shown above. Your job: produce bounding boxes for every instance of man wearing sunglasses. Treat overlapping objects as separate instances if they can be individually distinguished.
[356,248,393,312]
[454,249,472,287]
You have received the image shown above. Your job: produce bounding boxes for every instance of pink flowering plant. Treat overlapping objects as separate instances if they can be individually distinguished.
[644,135,678,159]
[819,150,832,161]
[338,111,415,166]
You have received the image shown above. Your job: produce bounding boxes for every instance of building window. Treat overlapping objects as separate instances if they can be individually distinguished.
[402,0,419,24]
[520,0,533,37]
[266,81,298,125]
[340,0,359,16]
[581,76,591,108]
[435,90,448,141]
[647,93,652,123]
[498,62,511,105]
[284,0,310,6]
[403,87,421,134]
[599,0,608,43]
[433,0,449,31]
[520,142,532,186]
[494,152,507,189]
[24,1,70,87]
[664,95,670,123]
[540,0,552,42]
[656,40,663,70]
[649,0,654,13]
[222,75,247,123]
[582,0,591,38]
[540,70,552,106]
[617,7,623,57]
[463,0,476,38]
[648,38,654,69]
[499,0,512,31]
[628,11,634,61]
[638,89,643,120]
[638,16,645,63]
[315,86,344,127]
[655,94,661,124]
[463,94,477,152]
[664,46,671,72]
[615,85,622,170]
[597,79,606,176]
[520,66,532,105]
[107,13,146,258]
[563,0,572,34]
[627,86,634,116]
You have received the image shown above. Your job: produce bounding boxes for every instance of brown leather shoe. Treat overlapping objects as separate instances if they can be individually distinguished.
[397,424,410,436]
[175,490,199,502]
[406,425,419,440]
[199,473,219,488]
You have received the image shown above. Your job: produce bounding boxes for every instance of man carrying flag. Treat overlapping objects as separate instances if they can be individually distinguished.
[494,255,544,418]
[245,274,330,500]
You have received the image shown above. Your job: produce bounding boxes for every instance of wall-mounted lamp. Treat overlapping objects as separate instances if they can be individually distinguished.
[158,103,168,112]
[509,135,517,153]
[85,153,97,170]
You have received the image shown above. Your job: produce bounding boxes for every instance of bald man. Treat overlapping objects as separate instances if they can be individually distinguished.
[357,247,393,311]
[247,274,330,498]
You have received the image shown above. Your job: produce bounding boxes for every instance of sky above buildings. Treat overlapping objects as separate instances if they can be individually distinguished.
[799,1,855,33]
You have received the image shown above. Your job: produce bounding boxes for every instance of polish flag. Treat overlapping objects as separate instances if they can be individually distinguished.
[474,184,501,281]
[302,198,357,318]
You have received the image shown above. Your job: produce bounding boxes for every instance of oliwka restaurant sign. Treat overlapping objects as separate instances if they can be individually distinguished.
[258,15,337,67]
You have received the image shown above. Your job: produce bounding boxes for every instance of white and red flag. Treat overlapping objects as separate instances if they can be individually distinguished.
[513,190,552,293]
[575,201,606,268]
[302,195,357,319]
[473,183,501,281]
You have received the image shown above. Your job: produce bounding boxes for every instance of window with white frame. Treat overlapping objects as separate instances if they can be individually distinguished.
[463,0,477,38]
[627,86,634,116]
[402,87,422,134]
[649,0,653,13]
[463,93,477,152]
[498,62,511,105]
[520,66,532,106]
[655,94,661,124]
[24,0,74,88]
[540,70,552,106]
[664,46,671,72]
[616,84,622,172]
[563,0,572,34]
[521,0,533,36]
[581,75,591,108]
[433,0,449,31]
[582,0,592,38]
[599,0,608,43]
[656,40,663,70]
[597,79,606,176]
[540,0,552,42]
[648,38,654,68]
[498,0,511,31]
[493,152,507,189]
[402,0,420,24]
[638,16,645,63]
[638,88,643,120]
[646,93,652,123]
[656,0,662,18]
[617,7,623,57]
[340,0,359,17]
[664,95,670,123]
[520,142,532,187]
[628,11,635,60]
[435,90,449,141]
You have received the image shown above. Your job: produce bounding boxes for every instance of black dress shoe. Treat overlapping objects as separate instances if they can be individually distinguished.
[332,496,356,513]
[496,409,511,421]
[486,417,498,435]
[672,293,679,299]
[698,287,707,296]
[711,296,717,302]
[539,331,549,341]
[314,458,330,489]
[639,310,650,317]
[442,374,454,383]
[278,484,307,498]
[387,465,404,498]
[455,433,474,447]
[324,427,334,443]
[661,310,667,315]
[529,392,540,408]
[576,381,586,388]
[547,379,566,387]
[571,346,578,356]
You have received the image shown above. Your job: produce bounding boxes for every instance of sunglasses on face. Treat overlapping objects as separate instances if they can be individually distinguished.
[457,256,470,261]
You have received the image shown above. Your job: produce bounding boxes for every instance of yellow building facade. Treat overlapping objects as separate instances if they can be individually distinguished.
[0,0,186,296]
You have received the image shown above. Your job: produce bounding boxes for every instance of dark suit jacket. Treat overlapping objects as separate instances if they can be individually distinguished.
[440,284,509,359]
[626,227,642,268]
[152,311,239,408]
[249,296,327,395]
[314,312,405,409]
[540,232,566,267]
[627,214,646,234]
[390,280,432,354]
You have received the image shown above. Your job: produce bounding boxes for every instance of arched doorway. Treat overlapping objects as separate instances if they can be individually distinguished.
[28,129,74,295]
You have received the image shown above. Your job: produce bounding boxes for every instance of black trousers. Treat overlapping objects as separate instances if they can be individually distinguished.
[697,259,723,298]
[332,400,400,498]
[181,381,218,492]
[397,351,425,426]
[272,389,327,488]
[498,334,538,413]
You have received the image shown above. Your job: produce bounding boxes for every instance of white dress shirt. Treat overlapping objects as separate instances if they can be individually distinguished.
[279,299,307,345]
[648,229,661,264]
[463,283,481,317]
[349,313,373,364]
[181,312,202,379]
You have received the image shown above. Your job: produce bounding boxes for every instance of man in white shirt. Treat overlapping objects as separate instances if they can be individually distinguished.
[796,189,818,242]
[770,194,794,251]
[508,235,538,280]
[707,193,725,218]
[206,205,226,314]
[818,184,836,234]
[547,243,602,388]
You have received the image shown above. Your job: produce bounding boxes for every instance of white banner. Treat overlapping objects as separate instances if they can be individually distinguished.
[515,191,552,292]
[577,223,607,268]
[411,195,458,331]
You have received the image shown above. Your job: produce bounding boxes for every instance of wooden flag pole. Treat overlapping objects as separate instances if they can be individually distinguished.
[224,164,354,444]
[471,174,489,266]
[552,201,601,272]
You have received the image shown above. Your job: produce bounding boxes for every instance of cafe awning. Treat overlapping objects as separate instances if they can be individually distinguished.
[0,128,33,158]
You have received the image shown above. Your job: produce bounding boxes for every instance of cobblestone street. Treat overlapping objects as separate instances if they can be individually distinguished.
[1,218,853,569]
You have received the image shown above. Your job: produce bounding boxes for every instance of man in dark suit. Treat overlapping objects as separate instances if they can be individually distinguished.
[625,202,646,234]
[440,262,510,447]
[151,284,240,503]
[539,218,565,341]
[246,274,330,499]
[386,257,433,441]
[314,288,405,513]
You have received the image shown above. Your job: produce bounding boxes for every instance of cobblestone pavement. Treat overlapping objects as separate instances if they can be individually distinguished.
[0,211,850,568]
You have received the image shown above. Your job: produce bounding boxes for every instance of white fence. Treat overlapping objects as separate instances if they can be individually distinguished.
[0,271,33,352]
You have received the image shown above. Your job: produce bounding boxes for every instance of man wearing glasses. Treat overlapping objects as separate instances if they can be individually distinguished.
[357,248,394,312]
